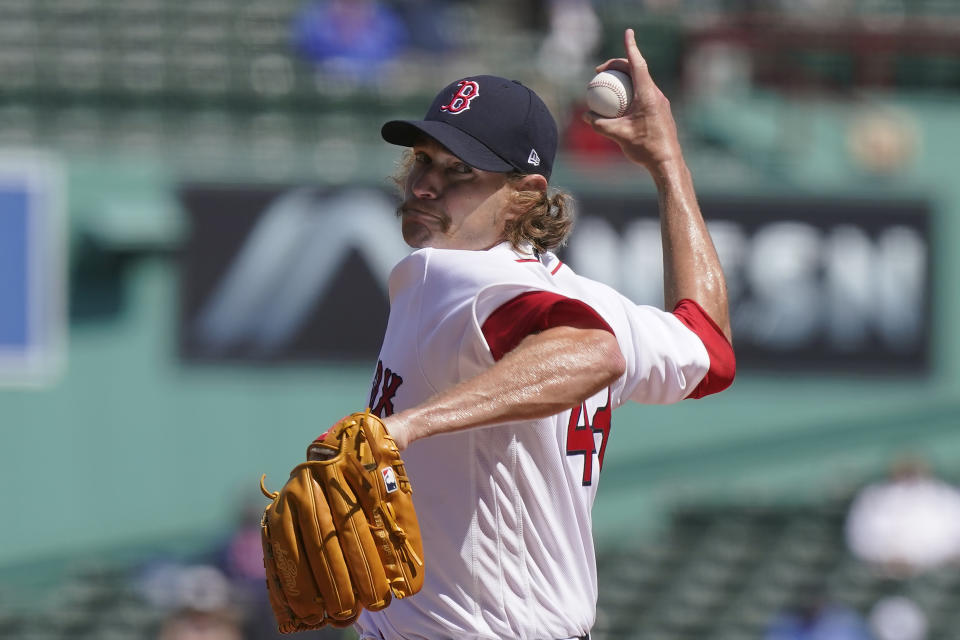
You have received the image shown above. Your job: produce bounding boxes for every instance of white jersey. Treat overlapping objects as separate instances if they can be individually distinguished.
[358,242,711,640]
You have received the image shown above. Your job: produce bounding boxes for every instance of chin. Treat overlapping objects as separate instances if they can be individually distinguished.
[401,221,434,249]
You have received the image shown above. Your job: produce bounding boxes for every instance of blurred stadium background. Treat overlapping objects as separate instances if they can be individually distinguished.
[1,0,960,638]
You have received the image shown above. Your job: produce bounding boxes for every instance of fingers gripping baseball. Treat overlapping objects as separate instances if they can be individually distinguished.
[584,28,681,170]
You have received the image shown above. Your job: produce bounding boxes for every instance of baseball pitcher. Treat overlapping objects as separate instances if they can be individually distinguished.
[262,28,735,640]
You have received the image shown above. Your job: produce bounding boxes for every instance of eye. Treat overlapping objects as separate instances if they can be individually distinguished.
[450,162,473,175]
[413,151,430,164]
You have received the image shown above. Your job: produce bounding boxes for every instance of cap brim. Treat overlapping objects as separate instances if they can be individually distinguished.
[381,120,514,173]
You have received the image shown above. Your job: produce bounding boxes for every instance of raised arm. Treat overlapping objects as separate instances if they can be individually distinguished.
[585,29,732,343]
[383,326,624,450]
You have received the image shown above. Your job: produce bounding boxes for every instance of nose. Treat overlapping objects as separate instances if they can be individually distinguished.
[409,165,442,200]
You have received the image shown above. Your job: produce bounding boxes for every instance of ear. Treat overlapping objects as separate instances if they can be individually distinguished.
[514,173,548,194]
[505,173,548,223]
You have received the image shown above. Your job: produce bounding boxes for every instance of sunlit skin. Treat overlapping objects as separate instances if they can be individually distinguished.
[584,28,731,342]
[397,138,545,251]
[382,139,624,451]
[355,29,725,453]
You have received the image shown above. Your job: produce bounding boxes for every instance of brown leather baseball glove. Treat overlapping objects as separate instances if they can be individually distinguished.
[259,410,423,633]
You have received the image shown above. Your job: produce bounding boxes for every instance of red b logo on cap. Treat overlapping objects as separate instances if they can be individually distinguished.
[439,80,480,114]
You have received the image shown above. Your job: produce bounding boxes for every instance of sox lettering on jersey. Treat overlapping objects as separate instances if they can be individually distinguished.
[439,80,480,114]
[369,359,404,418]
[565,388,612,486]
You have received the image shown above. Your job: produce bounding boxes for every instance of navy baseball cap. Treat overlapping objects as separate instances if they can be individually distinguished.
[381,75,558,180]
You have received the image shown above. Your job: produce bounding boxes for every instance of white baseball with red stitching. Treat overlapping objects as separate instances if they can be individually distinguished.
[586,70,633,118]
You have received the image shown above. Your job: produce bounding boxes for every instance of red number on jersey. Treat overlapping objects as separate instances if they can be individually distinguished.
[565,389,612,486]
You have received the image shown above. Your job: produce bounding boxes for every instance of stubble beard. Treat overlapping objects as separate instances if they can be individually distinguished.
[396,203,451,248]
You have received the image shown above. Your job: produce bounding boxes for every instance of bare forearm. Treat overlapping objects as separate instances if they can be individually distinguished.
[385,327,625,449]
[584,28,732,343]
[653,159,731,342]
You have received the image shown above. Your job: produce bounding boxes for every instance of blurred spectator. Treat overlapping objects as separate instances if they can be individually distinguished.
[394,0,461,53]
[138,563,236,616]
[137,562,246,640]
[215,500,267,594]
[291,0,408,80]
[868,596,928,640]
[537,0,601,82]
[207,498,345,639]
[158,608,245,640]
[765,595,875,640]
[845,456,960,577]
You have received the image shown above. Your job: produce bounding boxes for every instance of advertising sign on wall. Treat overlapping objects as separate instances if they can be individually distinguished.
[180,185,931,373]
[571,194,931,373]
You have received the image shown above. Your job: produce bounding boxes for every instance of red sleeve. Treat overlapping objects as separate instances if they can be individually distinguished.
[481,291,614,361]
[671,299,735,399]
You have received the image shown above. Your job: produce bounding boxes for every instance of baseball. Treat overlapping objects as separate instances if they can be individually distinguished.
[586,70,633,118]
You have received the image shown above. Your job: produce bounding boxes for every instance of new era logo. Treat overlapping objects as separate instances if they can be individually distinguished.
[527,149,540,167]
[381,466,399,493]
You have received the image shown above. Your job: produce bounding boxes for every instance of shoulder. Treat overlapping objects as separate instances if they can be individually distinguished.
[390,244,545,293]
[387,250,429,299]
[426,244,539,275]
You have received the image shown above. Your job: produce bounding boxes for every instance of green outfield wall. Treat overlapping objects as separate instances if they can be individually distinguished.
[1,94,958,576]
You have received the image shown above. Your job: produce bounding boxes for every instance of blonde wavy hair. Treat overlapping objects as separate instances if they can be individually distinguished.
[503,173,574,253]
[391,150,575,253]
